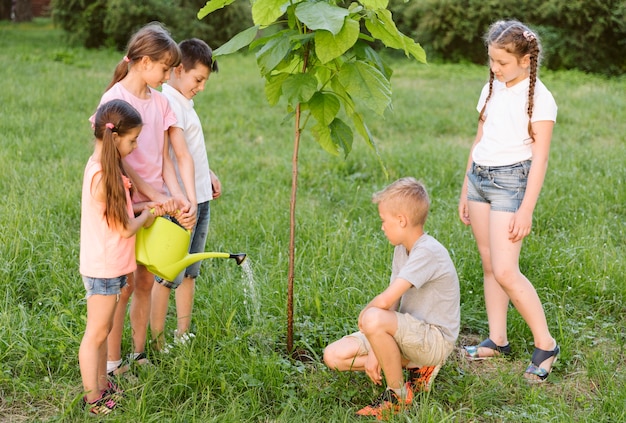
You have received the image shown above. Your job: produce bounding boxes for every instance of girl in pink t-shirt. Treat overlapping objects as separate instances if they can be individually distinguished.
[92,23,198,377]
[79,99,161,415]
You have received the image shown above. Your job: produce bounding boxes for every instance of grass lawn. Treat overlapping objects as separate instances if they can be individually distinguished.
[0,19,625,422]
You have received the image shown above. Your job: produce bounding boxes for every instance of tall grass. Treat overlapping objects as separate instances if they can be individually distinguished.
[1,19,625,422]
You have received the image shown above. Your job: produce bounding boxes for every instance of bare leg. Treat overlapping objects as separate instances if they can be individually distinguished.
[359,307,404,390]
[489,211,556,378]
[107,274,133,363]
[150,282,171,350]
[175,276,195,335]
[468,201,510,353]
[130,265,154,355]
[80,294,117,402]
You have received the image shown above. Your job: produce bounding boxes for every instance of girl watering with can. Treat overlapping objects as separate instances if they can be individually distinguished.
[91,22,198,376]
[79,99,163,415]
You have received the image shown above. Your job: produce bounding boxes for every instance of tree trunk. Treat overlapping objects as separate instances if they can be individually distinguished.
[0,0,11,20]
[14,0,32,22]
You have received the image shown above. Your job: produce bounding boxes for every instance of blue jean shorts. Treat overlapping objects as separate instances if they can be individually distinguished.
[82,275,127,299]
[155,201,211,289]
[466,160,531,213]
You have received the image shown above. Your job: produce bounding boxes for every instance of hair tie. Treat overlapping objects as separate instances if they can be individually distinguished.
[105,123,115,130]
[523,31,536,42]
[123,55,130,63]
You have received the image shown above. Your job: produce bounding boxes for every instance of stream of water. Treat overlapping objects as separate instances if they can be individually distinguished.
[240,259,260,321]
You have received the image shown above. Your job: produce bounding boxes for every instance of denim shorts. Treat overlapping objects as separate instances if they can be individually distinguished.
[82,275,127,299]
[155,201,211,289]
[466,160,531,213]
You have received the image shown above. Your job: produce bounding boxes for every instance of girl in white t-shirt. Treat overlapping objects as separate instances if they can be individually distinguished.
[458,20,559,383]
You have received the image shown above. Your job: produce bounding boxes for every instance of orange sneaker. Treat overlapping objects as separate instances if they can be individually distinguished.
[408,364,441,392]
[356,382,414,420]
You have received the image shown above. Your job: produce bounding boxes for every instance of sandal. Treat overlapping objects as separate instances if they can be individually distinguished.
[464,338,512,360]
[524,344,560,383]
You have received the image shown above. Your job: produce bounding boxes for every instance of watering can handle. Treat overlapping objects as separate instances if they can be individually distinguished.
[149,209,192,233]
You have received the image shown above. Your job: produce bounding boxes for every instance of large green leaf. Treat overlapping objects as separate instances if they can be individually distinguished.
[312,118,353,157]
[197,0,237,19]
[256,32,293,75]
[294,2,349,35]
[265,73,290,106]
[358,0,388,10]
[252,0,288,26]
[308,92,340,125]
[313,122,339,156]
[315,18,360,64]
[329,118,353,157]
[282,73,318,105]
[338,60,391,115]
[213,26,259,56]
[365,9,426,63]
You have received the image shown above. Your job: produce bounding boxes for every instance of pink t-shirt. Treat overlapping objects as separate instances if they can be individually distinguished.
[80,156,136,278]
[92,83,177,202]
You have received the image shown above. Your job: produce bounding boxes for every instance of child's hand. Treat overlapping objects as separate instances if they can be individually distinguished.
[140,207,157,228]
[210,171,222,199]
[458,197,471,226]
[364,352,382,385]
[177,203,197,231]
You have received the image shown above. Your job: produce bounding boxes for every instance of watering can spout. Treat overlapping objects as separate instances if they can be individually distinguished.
[231,253,247,265]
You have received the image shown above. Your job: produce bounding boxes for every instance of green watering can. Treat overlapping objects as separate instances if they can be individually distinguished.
[135,216,246,281]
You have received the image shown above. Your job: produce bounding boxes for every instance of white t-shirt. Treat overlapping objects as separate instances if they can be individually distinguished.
[472,77,557,166]
[161,83,213,203]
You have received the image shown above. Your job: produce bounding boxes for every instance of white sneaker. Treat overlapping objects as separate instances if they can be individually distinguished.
[174,331,196,345]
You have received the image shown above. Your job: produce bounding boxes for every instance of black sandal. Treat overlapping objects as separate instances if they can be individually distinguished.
[464,338,512,360]
[524,344,560,383]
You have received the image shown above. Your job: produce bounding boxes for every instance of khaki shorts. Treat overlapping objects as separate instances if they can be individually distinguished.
[346,312,454,368]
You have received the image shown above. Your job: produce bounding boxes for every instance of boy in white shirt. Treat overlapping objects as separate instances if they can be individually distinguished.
[150,38,222,350]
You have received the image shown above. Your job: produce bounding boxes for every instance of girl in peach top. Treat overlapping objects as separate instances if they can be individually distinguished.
[79,99,162,415]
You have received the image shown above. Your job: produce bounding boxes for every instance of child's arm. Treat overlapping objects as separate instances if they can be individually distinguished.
[167,126,198,228]
[458,119,484,226]
[122,162,178,214]
[210,170,222,199]
[358,278,412,328]
[509,120,554,242]
[162,129,195,229]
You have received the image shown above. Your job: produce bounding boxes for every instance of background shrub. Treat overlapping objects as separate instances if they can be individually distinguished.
[390,0,626,76]
[52,0,252,50]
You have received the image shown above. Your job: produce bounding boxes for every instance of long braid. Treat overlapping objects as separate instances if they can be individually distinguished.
[478,70,495,123]
[527,40,540,142]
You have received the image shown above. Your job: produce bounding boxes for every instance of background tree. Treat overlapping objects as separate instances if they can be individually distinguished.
[198,0,426,353]
[13,0,33,22]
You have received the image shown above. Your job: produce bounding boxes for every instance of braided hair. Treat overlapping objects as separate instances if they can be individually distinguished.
[478,20,542,142]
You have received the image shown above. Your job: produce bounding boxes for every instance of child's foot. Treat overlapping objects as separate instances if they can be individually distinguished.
[174,331,195,345]
[107,360,130,377]
[83,391,117,416]
[524,343,560,383]
[408,364,441,392]
[356,382,414,420]
[464,338,511,360]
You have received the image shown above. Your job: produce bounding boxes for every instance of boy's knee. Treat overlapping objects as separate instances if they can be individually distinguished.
[359,307,386,334]
[322,344,338,369]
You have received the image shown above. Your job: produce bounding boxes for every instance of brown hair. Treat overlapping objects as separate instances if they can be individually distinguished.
[106,22,181,91]
[93,99,143,229]
[179,38,219,73]
[372,177,430,226]
[479,20,542,142]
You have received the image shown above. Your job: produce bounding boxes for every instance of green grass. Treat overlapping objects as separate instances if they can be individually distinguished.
[1,19,625,422]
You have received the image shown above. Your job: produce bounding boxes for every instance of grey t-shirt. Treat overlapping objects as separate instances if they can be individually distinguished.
[392,234,460,344]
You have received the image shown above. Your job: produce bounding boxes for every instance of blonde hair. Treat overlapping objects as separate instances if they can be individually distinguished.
[372,177,430,226]
[106,22,181,91]
[479,20,542,142]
